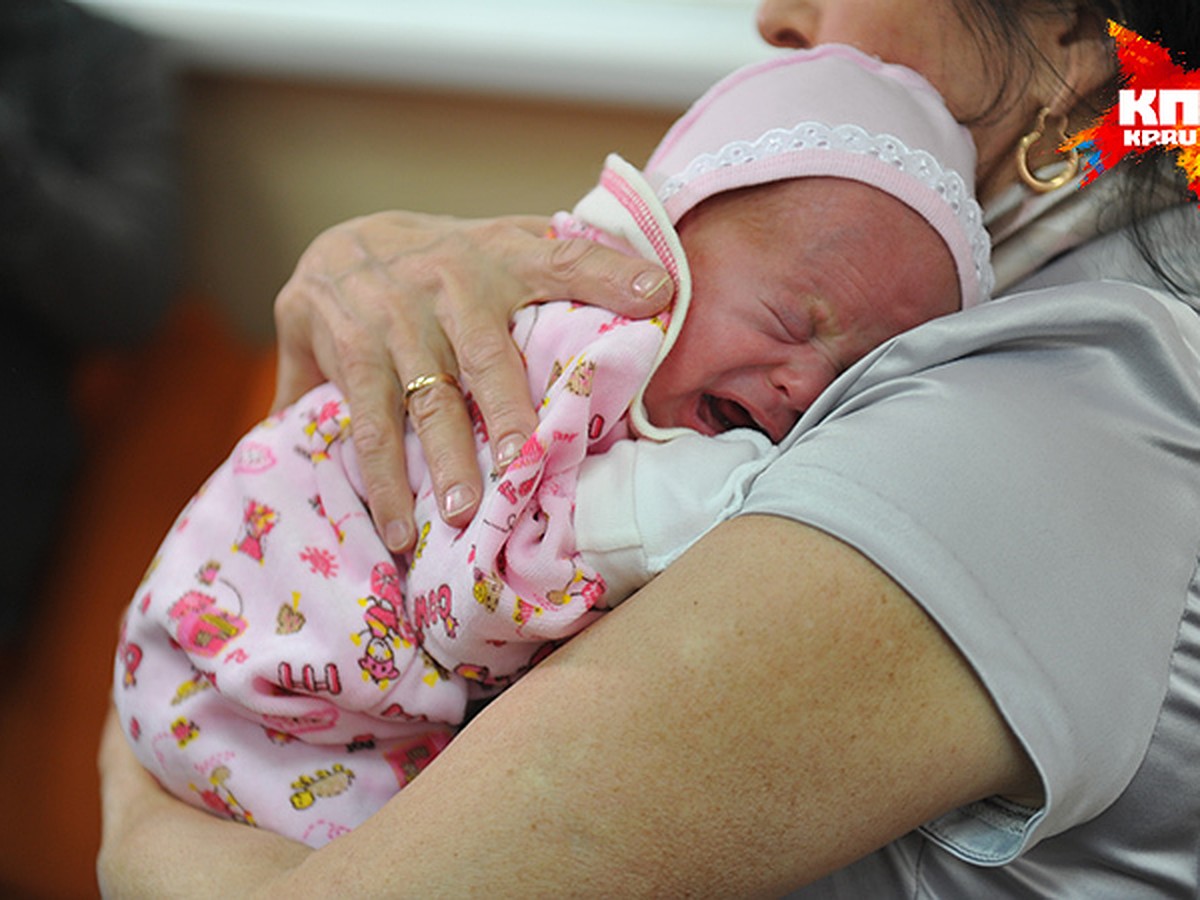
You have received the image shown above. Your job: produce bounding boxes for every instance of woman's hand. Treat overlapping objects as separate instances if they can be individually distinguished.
[97,707,310,898]
[272,211,673,552]
[96,706,159,878]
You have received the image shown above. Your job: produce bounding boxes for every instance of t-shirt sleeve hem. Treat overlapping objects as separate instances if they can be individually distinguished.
[737,464,1059,862]
[919,797,1045,866]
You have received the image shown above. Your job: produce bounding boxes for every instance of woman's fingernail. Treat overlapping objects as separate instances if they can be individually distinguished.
[443,484,478,519]
[384,520,412,552]
[495,433,526,470]
[632,270,671,303]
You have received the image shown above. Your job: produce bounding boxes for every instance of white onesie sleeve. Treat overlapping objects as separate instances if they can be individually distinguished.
[574,428,776,604]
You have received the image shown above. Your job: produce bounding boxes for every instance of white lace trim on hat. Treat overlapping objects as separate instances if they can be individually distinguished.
[657,121,995,301]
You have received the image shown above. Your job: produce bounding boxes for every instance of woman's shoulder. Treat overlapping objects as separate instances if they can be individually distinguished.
[786,275,1200,441]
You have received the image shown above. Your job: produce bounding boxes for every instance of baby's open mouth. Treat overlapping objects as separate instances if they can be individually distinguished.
[702,393,769,438]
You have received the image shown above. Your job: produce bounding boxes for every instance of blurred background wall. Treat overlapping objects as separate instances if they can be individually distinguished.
[174,76,677,340]
[78,0,771,340]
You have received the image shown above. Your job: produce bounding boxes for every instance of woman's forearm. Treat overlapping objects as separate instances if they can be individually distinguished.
[100,515,1036,897]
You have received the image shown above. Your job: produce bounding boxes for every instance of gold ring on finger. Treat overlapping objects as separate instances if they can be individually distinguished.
[403,372,461,411]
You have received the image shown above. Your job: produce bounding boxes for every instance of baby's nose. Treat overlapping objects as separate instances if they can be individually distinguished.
[769,360,834,418]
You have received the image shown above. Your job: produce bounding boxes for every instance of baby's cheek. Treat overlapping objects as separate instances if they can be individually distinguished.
[793,354,843,412]
[641,370,670,424]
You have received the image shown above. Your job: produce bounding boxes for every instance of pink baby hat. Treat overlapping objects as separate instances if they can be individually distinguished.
[645,45,993,308]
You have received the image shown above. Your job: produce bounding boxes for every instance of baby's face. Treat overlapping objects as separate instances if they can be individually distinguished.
[643,177,961,441]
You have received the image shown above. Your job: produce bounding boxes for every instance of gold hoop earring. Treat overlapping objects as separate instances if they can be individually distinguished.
[1017,108,1084,194]
[1016,107,1081,193]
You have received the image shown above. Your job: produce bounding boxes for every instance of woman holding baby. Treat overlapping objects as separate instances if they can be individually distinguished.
[99,1,1200,895]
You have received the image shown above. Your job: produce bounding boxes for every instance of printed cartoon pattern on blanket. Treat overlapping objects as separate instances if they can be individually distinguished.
[114,299,668,846]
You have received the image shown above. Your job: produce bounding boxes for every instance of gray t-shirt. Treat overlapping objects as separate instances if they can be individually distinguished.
[752,267,1200,896]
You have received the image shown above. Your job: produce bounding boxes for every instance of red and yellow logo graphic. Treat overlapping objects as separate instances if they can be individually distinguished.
[1066,21,1200,200]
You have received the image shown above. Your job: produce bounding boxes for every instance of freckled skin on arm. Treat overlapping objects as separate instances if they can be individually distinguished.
[99,515,1037,898]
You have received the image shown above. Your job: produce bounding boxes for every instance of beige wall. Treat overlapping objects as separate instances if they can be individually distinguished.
[179,72,681,341]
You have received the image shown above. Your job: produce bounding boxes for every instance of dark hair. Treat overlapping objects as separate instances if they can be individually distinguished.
[953,0,1200,296]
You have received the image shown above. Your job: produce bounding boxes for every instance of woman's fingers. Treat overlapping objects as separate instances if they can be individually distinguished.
[271,273,337,413]
[340,355,420,551]
[430,277,539,479]
[97,706,164,860]
[431,217,674,480]
[506,215,676,315]
[273,219,429,548]
[400,373,481,528]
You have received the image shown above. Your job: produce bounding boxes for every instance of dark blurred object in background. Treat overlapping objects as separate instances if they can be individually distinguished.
[0,0,181,643]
